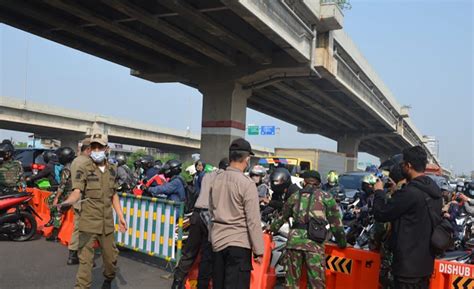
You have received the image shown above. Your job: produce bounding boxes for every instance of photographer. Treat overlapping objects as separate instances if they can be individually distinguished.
[373,146,442,289]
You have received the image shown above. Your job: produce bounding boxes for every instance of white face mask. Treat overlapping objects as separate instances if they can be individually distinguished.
[90,151,106,164]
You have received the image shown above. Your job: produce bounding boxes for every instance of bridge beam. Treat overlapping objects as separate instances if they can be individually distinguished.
[199,81,250,166]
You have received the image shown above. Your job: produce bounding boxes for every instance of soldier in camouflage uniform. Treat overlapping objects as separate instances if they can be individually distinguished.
[0,140,24,195]
[45,147,76,242]
[270,170,346,289]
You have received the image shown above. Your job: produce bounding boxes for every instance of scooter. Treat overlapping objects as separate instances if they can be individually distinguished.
[0,191,40,241]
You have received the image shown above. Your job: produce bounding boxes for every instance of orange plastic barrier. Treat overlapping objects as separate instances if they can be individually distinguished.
[300,244,381,289]
[27,188,73,246]
[430,259,474,289]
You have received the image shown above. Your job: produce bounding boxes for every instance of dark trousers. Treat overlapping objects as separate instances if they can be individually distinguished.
[394,276,430,289]
[174,211,212,289]
[213,246,252,289]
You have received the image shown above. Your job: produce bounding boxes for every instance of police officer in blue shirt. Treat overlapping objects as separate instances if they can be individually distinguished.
[146,160,185,202]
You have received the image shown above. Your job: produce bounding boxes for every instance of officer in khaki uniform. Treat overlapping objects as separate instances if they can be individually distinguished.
[61,133,127,289]
[67,138,92,265]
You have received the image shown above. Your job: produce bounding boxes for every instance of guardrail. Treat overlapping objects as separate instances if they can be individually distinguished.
[114,193,184,263]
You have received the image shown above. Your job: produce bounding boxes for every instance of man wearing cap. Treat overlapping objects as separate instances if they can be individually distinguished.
[61,133,127,289]
[67,138,92,265]
[209,138,264,289]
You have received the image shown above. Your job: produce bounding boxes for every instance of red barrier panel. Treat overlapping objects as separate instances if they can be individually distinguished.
[430,259,474,289]
[300,244,381,289]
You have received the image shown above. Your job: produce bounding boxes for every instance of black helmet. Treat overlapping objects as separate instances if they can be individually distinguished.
[140,155,154,169]
[0,139,15,161]
[43,150,57,163]
[116,154,127,166]
[154,160,163,170]
[269,168,292,192]
[57,147,76,165]
[379,154,403,172]
[163,159,182,178]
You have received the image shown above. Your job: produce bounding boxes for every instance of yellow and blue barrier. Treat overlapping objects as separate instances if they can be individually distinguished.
[114,193,184,263]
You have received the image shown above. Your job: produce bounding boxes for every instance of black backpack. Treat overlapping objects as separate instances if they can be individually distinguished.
[177,176,198,214]
[424,194,454,253]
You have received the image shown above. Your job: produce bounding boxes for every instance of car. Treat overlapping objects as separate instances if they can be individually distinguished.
[13,148,53,178]
[338,171,373,200]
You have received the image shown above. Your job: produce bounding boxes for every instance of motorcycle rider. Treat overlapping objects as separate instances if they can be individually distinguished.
[45,147,76,242]
[115,154,134,192]
[146,160,186,202]
[322,170,345,201]
[263,168,292,216]
[27,150,59,189]
[270,170,346,288]
[193,160,206,195]
[356,174,378,215]
[249,165,269,201]
[0,139,24,195]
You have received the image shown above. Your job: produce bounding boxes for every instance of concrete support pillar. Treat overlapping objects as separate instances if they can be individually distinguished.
[199,81,250,166]
[337,135,361,172]
[59,134,84,152]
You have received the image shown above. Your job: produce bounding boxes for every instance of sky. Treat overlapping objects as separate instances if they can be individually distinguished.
[0,0,472,175]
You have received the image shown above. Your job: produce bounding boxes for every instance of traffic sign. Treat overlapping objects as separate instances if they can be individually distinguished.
[247,125,259,135]
[260,126,276,136]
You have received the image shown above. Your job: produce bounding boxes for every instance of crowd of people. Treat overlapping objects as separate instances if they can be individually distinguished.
[0,135,470,289]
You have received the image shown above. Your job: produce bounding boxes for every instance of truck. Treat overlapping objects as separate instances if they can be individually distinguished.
[254,148,347,180]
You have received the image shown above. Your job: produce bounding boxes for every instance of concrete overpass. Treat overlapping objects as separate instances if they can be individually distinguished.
[0,0,439,168]
[0,96,274,161]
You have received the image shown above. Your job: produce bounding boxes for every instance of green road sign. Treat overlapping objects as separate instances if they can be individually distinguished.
[247,125,259,135]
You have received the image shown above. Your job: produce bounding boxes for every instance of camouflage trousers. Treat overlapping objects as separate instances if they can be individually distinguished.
[379,243,394,289]
[47,192,68,229]
[284,249,325,289]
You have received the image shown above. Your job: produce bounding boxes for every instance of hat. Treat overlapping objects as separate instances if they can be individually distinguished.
[90,133,108,146]
[229,138,254,155]
[302,170,321,182]
[80,137,91,147]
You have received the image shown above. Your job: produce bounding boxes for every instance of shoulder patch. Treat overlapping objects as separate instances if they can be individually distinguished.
[75,170,84,180]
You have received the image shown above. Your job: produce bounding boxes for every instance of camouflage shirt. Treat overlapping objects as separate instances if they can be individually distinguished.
[270,185,346,252]
[0,160,24,191]
[57,163,72,195]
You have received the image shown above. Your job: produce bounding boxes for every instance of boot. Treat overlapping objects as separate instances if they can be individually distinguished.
[67,250,79,265]
[46,228,60,242]
[44,217,54,228]
[101,279,112,289]
[171,279,184,289]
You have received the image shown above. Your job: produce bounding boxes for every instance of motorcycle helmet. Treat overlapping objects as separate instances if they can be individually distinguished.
[269,168,292,192]
[0,139,15,162]
[57,147,76,165]
[140,155,155,169]
[379,154,403,172]
[116,154,127,166]
[327,170,339,186]
[163,159,182,178]
[362,174,378,186]
[456,182,465,193]
[43,150,57,163]
[204,164,214,173]
[218,158,229,170]
[154,160,163,171]
[250,165,266,177]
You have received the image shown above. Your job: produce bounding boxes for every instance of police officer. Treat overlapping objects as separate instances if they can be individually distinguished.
[270,170,346,288]
[67,138,91,265]
[209,138,264,289]
[171,158,229,289]
[45,147,76,242]
[60,133,127,289]
[146,160,186,202]
[0,139,23,195]
[115,154,133,192]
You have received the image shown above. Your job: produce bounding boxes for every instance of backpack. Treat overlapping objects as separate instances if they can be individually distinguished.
[54,164,64,185]
[178,176,198,214]
[424,194,454,253]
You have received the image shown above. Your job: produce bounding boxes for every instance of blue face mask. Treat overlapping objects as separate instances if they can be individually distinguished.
[90,151,106,164]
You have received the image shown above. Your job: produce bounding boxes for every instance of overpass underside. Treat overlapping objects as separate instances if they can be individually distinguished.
[0,0,430,167]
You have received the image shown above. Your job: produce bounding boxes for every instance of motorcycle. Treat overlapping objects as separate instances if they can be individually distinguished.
[0,191,40,241]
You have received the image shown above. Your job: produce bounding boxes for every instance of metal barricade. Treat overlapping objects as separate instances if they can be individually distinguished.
[114,193,184,263]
